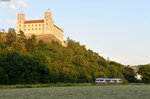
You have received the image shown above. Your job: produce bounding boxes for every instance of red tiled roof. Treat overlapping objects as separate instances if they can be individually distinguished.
[24,20,44,24]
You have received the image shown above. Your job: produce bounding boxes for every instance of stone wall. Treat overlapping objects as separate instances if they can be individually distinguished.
[52,25,63,42]
[17,11,65,46]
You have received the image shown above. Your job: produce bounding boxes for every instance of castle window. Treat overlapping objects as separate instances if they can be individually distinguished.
[39,24,41,26]
[35,28,37,30]
[20,21,21,23]
[32,28,33,30]
[19,25,21,27]
[28,25,30,27]
[39,28,41,30]
[25,25,26,27]
[25,29,26,31]
[46,23,48,25]
[35,24,37,26]
[28,29,30,31]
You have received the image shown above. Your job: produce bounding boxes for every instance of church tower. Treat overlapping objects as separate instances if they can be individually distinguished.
[44,9,54,34]
[17,13,25,34]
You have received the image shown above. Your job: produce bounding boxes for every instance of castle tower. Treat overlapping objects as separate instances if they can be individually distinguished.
[44,10,53,34]
[17,13,25,34]
[16,10,65,46]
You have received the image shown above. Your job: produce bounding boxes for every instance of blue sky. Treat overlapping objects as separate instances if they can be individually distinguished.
[0,0,150,65]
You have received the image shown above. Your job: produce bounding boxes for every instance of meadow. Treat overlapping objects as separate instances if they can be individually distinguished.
[0,85,150,99]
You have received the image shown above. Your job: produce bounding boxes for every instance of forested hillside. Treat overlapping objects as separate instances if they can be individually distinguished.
[0,28,136,84]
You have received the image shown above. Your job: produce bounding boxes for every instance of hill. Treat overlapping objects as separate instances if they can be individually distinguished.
[0,31,136,84]
[0,33,6,40]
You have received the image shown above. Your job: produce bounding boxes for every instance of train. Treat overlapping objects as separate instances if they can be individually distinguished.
[95,78,123,84]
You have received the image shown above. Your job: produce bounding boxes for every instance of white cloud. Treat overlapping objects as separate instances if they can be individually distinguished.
[1,0,29,10]
[10,4,17,9]
[7,20,17,25]
[2,3,17,10]
[17,0,27,7]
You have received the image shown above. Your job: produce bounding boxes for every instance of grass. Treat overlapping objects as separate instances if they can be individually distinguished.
[0,83,149,89]
[0,85,150,99]
[0,83,92,89]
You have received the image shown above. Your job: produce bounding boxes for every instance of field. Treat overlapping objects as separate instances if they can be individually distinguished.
[0,85,150,99]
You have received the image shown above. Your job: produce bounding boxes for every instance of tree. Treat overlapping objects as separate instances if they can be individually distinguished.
[6,28,16,46]
[0,52,51,84]
[123,67,136,83]
[8,28,16,34]
[0,67,9,84]
[25,34,37,53]
[0,35,133,84]
[11,42,26,53]
[33,50,47,65]
[17,30,26,44]
[2,28,5,33]
[138,65,150,83]
[0,34,6,49]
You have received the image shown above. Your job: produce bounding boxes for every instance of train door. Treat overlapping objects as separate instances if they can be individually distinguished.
[114,80,117,83]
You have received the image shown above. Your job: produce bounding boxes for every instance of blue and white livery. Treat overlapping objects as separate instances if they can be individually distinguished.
[95,78,123,84]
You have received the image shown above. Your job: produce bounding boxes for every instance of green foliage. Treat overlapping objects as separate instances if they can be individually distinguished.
[139,65,150,83]
[33,50,47,65]
[6,28,16,46]
[0,52,50,84]
[17,30,26,44]
[123,67,136,83]
[0,29,133,84]
[11,42,25,53]
[25,34,37,53]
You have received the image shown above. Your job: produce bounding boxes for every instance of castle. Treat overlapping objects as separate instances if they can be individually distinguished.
[17,10,64,45]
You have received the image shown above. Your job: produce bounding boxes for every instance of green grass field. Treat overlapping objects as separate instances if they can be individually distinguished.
[0,85,150,99]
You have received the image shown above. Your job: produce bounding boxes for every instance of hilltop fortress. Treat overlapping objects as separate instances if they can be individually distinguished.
[17,10,65,46]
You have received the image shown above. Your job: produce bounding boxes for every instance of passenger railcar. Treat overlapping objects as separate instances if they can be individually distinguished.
[95,78,123,84]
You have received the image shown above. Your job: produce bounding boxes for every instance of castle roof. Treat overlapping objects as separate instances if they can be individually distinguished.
[54,25,63,32]
[24,19,63,32]
[24,20,44,24]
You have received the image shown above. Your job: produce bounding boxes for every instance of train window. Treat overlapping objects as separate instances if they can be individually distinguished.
[114,80,117,82]
[95,78,123,84]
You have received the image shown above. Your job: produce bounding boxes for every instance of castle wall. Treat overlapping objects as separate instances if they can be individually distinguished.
[52,25,63,42]
[16,11,64,46]
[43,12,53,35]
[24,22,44,35]
[17,13,25,34]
